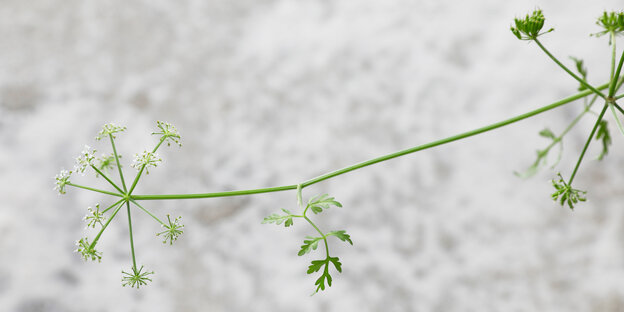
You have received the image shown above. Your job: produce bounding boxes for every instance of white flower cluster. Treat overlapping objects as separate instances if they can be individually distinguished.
[74,145,97,174]
[131,151,162,174]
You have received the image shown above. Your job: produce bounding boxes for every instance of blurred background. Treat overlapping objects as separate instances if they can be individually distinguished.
[2,0,624,311]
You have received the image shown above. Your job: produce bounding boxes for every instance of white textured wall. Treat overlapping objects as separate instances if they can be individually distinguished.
[2,1,624,311]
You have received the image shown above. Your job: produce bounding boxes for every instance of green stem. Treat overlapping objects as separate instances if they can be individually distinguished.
[128,199,165,226]
[67,183,123,197]
[128,137,166,195]
[303,216,330,257]
[535,39,607,99]
[616,94,624,100]
[131,84,608,201]
[609,102,624,136]
[89,202,124,249]
[102,198,125,214]
[611,32,617,82]
[609,43,624,97]
[91,165,125,194]
[109,134,128,192]
[568,104,609,184]
[126,201,137,270]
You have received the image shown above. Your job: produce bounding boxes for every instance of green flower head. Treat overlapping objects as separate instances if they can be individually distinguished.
[511,9,554,41]
[76,237,102,262]
[74,145,97,174]
[122,265,154,289]
[131,151,162,174]
[156,215,184,245]
[593,11,624,40]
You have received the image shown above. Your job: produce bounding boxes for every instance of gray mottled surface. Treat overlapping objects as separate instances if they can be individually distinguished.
[2,0,624,311]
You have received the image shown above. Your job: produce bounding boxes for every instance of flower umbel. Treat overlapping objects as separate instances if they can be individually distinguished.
[131,151,162,174]
[54,169,72,195]
[96,153,119,175]
[156,215,184,245]
[551,173,587,210]
[593,11,624,38]
[74,145,97,174]
[511,9,554,40]
[84,204,106,228]
[122,266,154,288]
[152,121,182,147]
[76,237,102,262]
[96,123,127,141]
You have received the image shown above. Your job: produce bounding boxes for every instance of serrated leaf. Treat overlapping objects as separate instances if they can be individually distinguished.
[595,120,611,161]
[326,230,353,245]
[298,236,323,256]
[262,211,294,227]
[307,259,325,274]
[328,256,342,273]
[307,194,342,215]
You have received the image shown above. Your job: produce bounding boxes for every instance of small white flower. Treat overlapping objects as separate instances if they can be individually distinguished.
[96,123,127,141]
[74,145,97,174]
[152,121,182,147]
[131,151,162,174]
[54,169,72,195]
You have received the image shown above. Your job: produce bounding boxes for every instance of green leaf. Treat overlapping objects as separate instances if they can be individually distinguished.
[538,128,556,140]
[569,57,588,91]
[326,230,353,245]
[551,173,587,210]
[307,257,343,294]
[307,194,342,215]
[298,236,323,256]
[595,120,611,161]
[262,209,295,227]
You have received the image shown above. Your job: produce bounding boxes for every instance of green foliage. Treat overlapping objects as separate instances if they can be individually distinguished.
[307,194,342,215]
[307,256,342,294]
[595,120,611,160]
[515,128,562,178]
[298,236,323,256]
[262,208,295,227]
[326,230,353,245]
[570,57,588,91]
[551,173,587,210]
[511,9,553,40]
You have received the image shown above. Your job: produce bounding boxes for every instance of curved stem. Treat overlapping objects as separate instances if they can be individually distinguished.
[303,215,330,257]
[568,104,609,184]
[534,39,606,99]
[131,84,608,201]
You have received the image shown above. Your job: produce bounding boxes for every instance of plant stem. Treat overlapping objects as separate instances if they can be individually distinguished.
[89,203,124,249]
[568,104,609,184]
[102,198,125,214]
[534,39,607,99]
[616,93,624,100]
[126,201,137,270]
[109,134,128,192]
[131,84,608,201]
[129,199,165,226]
[303,215,330,257]
[68,183,123,197]
[609,44,624,97]
[90,165,125,194]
